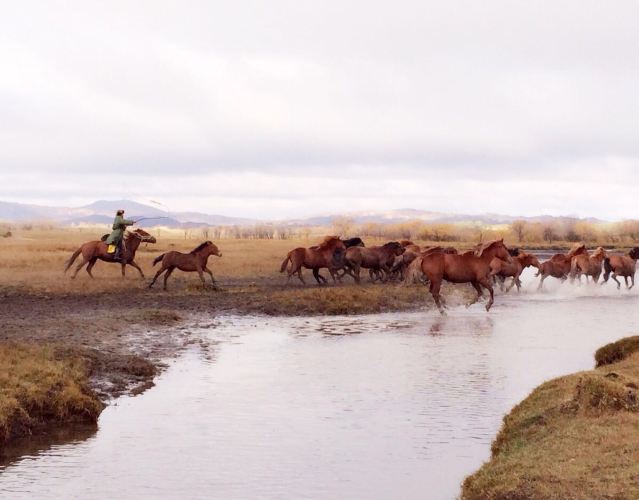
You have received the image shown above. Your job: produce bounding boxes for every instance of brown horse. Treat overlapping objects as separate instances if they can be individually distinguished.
[395,246,458,284]
[344,241,405,284]
[490,251,541,293]
[149,241,222,290]
[570,247,607,284]
[420,239,511,313]
[601,247,639,289]
[280,236,346,285]
[536,244,587,290]
[64,229,157,279]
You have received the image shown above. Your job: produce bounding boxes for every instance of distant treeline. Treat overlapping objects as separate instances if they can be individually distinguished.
[4,218,639,245]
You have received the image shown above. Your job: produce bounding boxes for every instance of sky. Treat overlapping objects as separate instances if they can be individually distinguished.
[1,1,638,220]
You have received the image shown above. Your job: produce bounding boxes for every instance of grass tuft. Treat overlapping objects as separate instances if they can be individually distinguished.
[595,336,639,366]
[0,343,103,443]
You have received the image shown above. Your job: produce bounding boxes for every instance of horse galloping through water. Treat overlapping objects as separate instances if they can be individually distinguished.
[490,251,541,293]
[149,241,222,290]
[280,236,347,285]
[570,247,607,284]
[420,239,512,314]
[601,247,639,289]
[64,229,157,279]
[536,244,587,290]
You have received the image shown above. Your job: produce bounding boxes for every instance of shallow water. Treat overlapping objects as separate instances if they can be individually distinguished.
[2,270,639,499]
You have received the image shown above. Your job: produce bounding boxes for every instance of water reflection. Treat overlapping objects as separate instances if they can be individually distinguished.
[0,424,97,469]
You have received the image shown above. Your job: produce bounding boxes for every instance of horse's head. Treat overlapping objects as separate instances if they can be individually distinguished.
[342,237,365,248]
[191,241,222,257]
[629,247,639,260]
[567,243,587,258]
[130,228,157,244]
[384,241,406,256]
[477,239,512,262]
[518,251,541,269]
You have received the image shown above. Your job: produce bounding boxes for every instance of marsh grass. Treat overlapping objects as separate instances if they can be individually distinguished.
[462,336,639,499]
[0,343,103,443]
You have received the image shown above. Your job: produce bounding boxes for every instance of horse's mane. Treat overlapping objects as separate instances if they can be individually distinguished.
[382,241,401,249]
[592,247,606,257]
[190,241,212,254]
[567,244,587,258]
[317,236,342,249]
[476,239,504,257]
[125,228,150,240]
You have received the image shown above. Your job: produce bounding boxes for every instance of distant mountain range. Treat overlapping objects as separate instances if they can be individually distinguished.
[0,199,606,228]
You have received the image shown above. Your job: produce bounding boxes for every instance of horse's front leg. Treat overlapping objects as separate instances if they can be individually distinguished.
[467,281,483,307]
[312,268,327,285]
[128,260,145,279]
[121,263,126,278]
[481,279,495,311]
[196,267,207,288]
[205,266,219,289]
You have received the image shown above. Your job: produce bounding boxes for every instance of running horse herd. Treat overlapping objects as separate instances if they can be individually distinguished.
[64,231,639,314]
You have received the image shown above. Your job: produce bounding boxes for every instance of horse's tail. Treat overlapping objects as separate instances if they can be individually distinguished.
[280,253,291,273]
[153,253,166,266]
[64,248,82,273]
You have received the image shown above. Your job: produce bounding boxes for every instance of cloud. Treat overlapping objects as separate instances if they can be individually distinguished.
[1,1,638,216]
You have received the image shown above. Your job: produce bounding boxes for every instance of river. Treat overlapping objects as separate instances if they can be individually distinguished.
[2,270,638,499]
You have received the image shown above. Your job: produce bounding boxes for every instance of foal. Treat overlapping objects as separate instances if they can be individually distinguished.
[149,241,222,290]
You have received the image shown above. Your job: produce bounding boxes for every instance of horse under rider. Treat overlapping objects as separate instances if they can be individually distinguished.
[105,209,135,261]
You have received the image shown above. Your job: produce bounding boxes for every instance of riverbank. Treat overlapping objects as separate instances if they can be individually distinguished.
[462,336,639,499]
[0,279,471,446]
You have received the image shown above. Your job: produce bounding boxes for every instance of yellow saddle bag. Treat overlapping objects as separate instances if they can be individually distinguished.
[107,244,117,254]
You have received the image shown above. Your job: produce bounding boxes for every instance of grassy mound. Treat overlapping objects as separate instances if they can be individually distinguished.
[0,343,104,444]
[462,338,639,499]
[595,336,639,366]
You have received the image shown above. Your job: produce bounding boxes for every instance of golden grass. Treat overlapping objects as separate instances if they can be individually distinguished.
[462,336,639,499]
[0,343,103,443]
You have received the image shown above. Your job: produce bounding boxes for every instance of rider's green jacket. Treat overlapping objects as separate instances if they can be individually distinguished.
[105,215,134,245]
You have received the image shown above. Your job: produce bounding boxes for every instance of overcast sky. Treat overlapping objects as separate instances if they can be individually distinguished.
[1,1,638,219]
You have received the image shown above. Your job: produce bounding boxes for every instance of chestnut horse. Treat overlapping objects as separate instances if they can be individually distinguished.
[64,228,157,279]
[280,236,346,285]
[570,247,607,284]
[601,247,639,289]
[490,251,541,293]
[396,246,458,284]
[149,241,222,290]
[344,241,405,284]
[421,239,511,313]
[536,244,587,290]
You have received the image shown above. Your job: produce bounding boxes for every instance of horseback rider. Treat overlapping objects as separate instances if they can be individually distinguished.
[105,209,135,261]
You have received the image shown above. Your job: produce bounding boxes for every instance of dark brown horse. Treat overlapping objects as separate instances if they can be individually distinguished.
[280,236,346,285]
[344,241,405,284]
[421,239,511,313]
[64,229,157,279]
[149,241,222,290]
[536,244,587,290]
[602,247,639,289]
